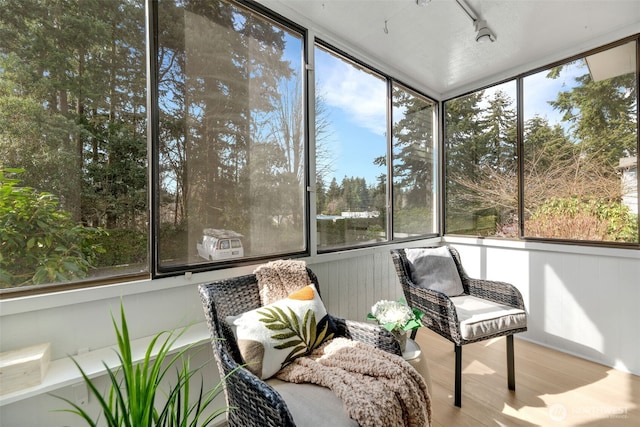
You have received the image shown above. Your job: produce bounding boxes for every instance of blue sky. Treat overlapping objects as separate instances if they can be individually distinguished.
[522,61,585,127]
[281,34,386,185]
[282,32,586,187]
[314,47,387,186]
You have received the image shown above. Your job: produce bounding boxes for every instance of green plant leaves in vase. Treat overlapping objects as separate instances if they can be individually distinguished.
[258,305,334,368]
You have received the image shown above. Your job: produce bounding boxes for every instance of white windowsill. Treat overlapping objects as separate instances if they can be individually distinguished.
[0,322,210,407]
[443,236,640,259]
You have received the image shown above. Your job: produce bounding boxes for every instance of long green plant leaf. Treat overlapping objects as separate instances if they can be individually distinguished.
[53,302,228,427]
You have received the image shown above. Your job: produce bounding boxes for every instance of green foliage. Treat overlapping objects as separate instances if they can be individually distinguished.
[444,88,519,235]
[0,170,104,287]
[1,0,147,278]
[446,210,499,237]
[527,197,638,242]
[549,64,637,168]
[366,224,385,240]
[393,207,433,235]
[94,229,147,267]
[55,303,227,427]
[258,306,334,367]
[159,221,190,261]
[317,217,385,247]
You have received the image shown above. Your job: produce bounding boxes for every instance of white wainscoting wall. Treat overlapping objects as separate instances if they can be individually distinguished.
[1,236,638,426]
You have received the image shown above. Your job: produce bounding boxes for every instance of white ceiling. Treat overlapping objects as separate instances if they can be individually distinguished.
[256,0,640,99]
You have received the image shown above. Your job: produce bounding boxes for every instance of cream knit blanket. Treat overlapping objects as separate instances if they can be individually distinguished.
[254,259,310,305]
[277,337,431,427]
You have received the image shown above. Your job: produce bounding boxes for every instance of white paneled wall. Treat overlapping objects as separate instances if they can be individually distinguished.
[309,248,406,322]
[446,238,640,376]
[1,237,639,426]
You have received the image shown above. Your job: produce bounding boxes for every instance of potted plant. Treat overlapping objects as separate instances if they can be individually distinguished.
[55,303,228,427]
[367,299,423,352]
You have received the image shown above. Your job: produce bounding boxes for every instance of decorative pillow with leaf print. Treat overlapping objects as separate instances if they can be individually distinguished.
[225,284,336,379]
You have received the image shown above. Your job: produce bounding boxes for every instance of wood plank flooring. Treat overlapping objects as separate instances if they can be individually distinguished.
[412,328,639,426]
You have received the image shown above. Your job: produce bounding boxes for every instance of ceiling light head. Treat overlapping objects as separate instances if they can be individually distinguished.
[474,19,496,43]
[416,0,431,6]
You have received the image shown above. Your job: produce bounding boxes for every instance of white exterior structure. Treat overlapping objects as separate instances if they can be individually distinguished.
[619,156,638,214]
[340,211,380,219]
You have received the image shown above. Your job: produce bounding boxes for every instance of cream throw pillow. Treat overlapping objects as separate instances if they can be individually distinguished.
[226,284,336,379]
[405,247,465,296]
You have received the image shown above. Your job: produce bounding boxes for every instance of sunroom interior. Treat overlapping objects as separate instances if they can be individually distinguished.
[1,0,639,426]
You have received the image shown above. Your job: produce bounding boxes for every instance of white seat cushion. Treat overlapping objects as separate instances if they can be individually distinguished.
[450,295,527,341]
[266,378,358,426]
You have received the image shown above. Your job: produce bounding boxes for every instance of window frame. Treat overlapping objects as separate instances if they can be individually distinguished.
[390,81,439,240]
[443,35,640,248]
[150,0,311,278]
[313,39,440,255]
[5,1,637,299]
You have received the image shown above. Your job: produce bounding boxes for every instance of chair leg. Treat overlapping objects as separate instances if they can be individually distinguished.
[454,344,462,407]
[507,335,515,391]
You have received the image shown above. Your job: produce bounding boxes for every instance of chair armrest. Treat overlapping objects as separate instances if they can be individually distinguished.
[331,316,402,356]
[447,246,525,310]
[216,342,296,427]
[400,282,463,344]
[465,278,526,310]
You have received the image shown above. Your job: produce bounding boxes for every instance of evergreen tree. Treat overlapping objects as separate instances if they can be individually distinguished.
[1,0,148,275]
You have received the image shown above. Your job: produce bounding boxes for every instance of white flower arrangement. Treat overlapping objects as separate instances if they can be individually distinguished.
[367,299,423,333]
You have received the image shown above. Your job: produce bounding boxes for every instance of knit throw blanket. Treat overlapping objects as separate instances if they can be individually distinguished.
[277,337,431,427]
[254,259,310,305]
[255,260,431,426]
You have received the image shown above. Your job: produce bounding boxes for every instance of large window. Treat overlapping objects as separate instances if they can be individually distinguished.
[0,0,437,293]
[1,0,147,291]
[156,0,307,271]
[523,41,638,243]
[445,40,639,244]
[314,45,388,249]
[445,81,518,236]
[314,45,437,250]
[392,83,437,238]
[8,1,633,295]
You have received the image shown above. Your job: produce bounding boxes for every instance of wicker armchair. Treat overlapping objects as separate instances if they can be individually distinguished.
[198,268,402,427]
[391,246,527,407]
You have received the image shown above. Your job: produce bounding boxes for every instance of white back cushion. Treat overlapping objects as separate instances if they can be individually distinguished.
[405,247,464,296]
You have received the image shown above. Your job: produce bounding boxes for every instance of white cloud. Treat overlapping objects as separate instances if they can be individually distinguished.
[523,61,585,125]
[318,59,387,135]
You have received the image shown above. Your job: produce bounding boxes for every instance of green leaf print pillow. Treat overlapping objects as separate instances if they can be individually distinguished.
[226,284,336,379]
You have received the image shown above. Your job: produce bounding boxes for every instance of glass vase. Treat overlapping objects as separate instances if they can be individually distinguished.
[392,329,407,353]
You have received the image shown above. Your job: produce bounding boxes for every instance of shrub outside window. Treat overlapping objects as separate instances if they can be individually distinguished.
[444,81,518,237]
[0,0,148,291]
[522,41,638,243]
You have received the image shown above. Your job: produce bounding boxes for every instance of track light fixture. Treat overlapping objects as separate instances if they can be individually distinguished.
[416,0,431,6]
[455,0,496,43]
[475,20,495,43]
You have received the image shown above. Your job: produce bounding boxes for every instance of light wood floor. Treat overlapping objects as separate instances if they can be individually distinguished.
[411,328,639,426]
